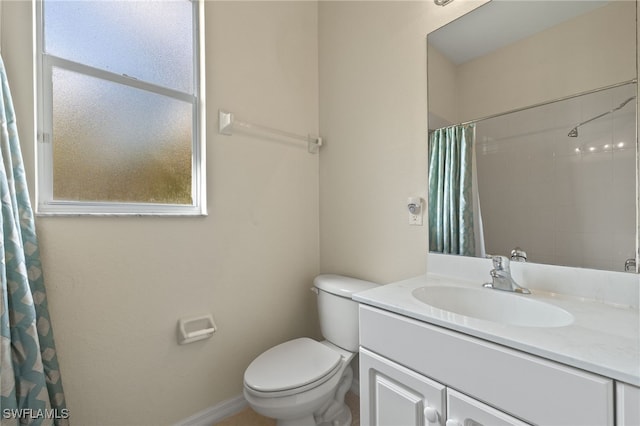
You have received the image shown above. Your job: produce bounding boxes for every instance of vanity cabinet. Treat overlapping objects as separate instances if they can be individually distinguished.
[359,305,615,426]
[361,347,529,426]
[616,382,640,426]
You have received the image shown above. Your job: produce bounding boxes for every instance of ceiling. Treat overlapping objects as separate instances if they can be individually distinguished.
[428,0,611,65]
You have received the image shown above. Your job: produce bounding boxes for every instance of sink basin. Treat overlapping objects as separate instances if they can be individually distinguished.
[411,286,574,327]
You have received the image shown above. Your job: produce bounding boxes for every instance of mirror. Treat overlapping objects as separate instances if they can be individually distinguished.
[427,1,637,273]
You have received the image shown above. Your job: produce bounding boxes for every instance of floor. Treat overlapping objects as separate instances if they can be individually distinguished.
[214,391,360,426]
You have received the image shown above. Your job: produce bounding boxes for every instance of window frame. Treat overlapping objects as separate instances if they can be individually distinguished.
[34,0,207,216]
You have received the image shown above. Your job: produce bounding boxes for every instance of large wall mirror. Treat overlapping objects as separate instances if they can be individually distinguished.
[427,0,637,273]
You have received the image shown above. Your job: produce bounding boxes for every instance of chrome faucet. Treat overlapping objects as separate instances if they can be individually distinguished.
[483,255,531,294]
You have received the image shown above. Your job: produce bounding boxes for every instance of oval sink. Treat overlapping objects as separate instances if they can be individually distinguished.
[411,286,574,327]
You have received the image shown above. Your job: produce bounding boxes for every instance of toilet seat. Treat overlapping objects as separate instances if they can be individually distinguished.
[244,337,342,397]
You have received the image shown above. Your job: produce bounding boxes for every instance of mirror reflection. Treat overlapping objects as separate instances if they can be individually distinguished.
[427,1,637,272]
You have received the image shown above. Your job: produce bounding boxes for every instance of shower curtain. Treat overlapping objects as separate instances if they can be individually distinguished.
[0,56,67,425]
[428,124,476,256]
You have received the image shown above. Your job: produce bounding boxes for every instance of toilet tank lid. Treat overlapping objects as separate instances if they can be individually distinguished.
[314,274,379,298]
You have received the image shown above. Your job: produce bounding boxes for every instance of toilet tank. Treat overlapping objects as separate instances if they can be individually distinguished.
[313,274,379,352]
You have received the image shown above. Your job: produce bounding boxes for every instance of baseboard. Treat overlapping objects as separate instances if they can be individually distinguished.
[175,378,359,425]
[174,393,247,426]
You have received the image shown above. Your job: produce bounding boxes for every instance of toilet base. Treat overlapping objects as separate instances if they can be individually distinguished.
[277,414,316,426]
[276,403,351,426]
[318,403,351,426]
[314,363,353,426]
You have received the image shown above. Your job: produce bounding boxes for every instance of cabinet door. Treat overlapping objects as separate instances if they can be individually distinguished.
[446,388,531,426]
[360,347,446,426]
[617,382,640,426]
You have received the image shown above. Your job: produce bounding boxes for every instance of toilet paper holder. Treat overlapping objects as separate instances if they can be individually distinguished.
[177,314,217,345]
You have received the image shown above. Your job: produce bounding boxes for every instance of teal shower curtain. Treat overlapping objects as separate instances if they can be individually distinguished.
[0,56,67,425]
[428,124,476,256]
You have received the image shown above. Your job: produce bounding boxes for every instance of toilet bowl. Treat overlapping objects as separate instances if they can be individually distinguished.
[242,275,378,426]
[244,338,355,426]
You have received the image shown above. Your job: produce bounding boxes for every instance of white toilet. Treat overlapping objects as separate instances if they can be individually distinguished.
[243,274,378,426]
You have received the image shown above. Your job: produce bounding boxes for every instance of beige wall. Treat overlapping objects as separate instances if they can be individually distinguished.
[318,0,484,284]
[2,1,319,424]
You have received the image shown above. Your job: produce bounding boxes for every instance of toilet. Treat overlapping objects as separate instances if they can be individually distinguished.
[243,274,378,426]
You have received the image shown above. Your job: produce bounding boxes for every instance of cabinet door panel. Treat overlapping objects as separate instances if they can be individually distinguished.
[616,382,640,426]
[361,347,446,426]
[446,388,531,426]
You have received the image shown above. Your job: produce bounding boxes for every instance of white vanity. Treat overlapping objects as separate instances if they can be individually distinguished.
[353,255,640,426]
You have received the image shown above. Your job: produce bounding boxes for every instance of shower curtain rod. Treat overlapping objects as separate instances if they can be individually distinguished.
[455,79,637,128]
[218,109,322,154]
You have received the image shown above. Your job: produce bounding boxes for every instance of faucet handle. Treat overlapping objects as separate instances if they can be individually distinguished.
[625,258,636,272]
[510,247,527,262]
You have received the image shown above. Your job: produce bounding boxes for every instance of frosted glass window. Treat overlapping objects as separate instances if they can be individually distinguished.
[52,67,192,204]
[44,0,193,93]
[36,0,205,215]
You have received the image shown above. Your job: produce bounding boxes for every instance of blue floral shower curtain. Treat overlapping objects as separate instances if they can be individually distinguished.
[428,124,476,256]
[0,56,67,425]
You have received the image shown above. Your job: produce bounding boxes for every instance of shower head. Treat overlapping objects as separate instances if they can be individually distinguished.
[568,127,578,137]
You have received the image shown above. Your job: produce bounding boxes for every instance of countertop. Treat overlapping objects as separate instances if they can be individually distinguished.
[353,274,640,387]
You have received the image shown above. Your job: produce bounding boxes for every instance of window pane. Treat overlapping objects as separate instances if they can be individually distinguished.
[44,0,193,93]
[52,67,193,204]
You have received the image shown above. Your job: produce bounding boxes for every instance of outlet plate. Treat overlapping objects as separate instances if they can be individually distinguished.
[409,212,423,226]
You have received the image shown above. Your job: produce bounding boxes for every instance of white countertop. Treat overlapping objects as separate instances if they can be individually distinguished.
[353,274,640,387]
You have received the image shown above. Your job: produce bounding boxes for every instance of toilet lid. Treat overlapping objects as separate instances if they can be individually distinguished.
[244,338,341,393]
